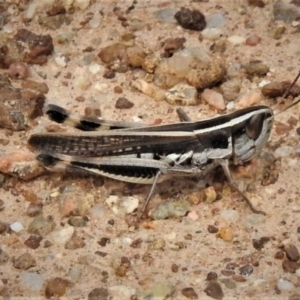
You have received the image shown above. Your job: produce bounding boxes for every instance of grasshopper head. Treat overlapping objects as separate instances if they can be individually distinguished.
[232,106,274,164]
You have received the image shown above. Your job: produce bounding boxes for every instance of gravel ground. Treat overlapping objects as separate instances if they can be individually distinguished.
[1,0,300,299]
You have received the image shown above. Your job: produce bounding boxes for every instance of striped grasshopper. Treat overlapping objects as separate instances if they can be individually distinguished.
[28,73,300,221]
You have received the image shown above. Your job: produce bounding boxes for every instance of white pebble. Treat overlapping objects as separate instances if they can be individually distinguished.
[258,80,271,87]
[89,18,101,29]
[122,237,133,245]
[201,89,225,110]
[74,0,90,10]
[94,82,108,91]
[287,158,298,167]
[238,91,262,108]
[109,285,136,298]
[165,83,198,106]
[274,146,293,158]
[201,28,223,40]
[73,76,91,90]
[296,268,300,277]
[277,279,294,291]
[55,56,67,67]
[51,226,74,244]
[227,35,246,45]
[88,63,103,74]
[220,210,239,221]
[105,195,139,218]
[226,101,235,110]
[20,272,45,291]
[10,221,24,232]
[67,264,83,283]
[90,203,107,219]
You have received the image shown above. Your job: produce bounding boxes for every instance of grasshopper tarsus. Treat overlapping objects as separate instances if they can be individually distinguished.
[176,108,192,122]
[217,159,266,215]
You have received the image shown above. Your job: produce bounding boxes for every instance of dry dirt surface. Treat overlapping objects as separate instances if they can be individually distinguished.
[1,0,300,299]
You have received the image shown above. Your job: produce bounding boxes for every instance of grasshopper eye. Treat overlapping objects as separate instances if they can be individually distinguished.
[245,113,265,140]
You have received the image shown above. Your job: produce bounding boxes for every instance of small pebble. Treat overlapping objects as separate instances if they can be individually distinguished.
[108,285,136,299]
[105,195,139,218]
[187,210,199,221]
[204,186,217,202]
[67,264,83,283]
[243,61,269,76]
[244,214,266,226]
[227,35,246,45]
[139,284,175,300]
[88,63,103,74]
[153,8,177,23]
[0,249,9,264]
[247,0,265,8]
[172,264,179,273]
[13,253,36,270]
[90,203,107,219]
[27,217,56,237]
[221,270,235,277]
[98,237,110,247]
[20,272,45,291]
[232,275,246,282]
[252,236,270,250]
[277,279,295,292]
[127,46,147,68]
[181,287,198,299]
[201,28,222,40]
[115,97,134,109]
[220,210,239,221]
[221,278,236,289]
[239,265,253,276]
[284,244,300,262]
[206,272,218,281]
[51,226,74,244]
[206,13,226,28]
[45,277,72,298]
[26,201,43,217]
[24,235,42,249]
[165,83,198,106]
[55,55,67,67]
[10,221,24,232]
[114,86,123,94]
[201,89,225,110]
[274,250,285,260]
[65,232,86,250]
[148,238,166,251]
[245,35,261,46]
[208,225,219,234]
[174,7,206,31]
[274,146,293,158]
[218,226,233,242]
[103,69,115,79]
[68,217,87,227]
[88,288,110,300]
[204,280,224,300]
[272,26,286,40]
[8,62,29,79]
[282,259,300,273]
[149,199,191,220]
[73,76,91,90]
[130,238,143,249]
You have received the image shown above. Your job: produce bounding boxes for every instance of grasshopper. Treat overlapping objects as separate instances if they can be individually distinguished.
[28,72,300,221]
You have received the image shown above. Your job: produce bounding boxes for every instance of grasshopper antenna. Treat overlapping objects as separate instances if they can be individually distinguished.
[276,70,300,115]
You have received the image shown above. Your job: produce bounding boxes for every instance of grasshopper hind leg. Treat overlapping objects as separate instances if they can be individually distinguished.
[216,159,266,215]
[136,171,162,222]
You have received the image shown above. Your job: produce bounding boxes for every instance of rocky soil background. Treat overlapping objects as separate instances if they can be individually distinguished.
[1,0,300,299]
